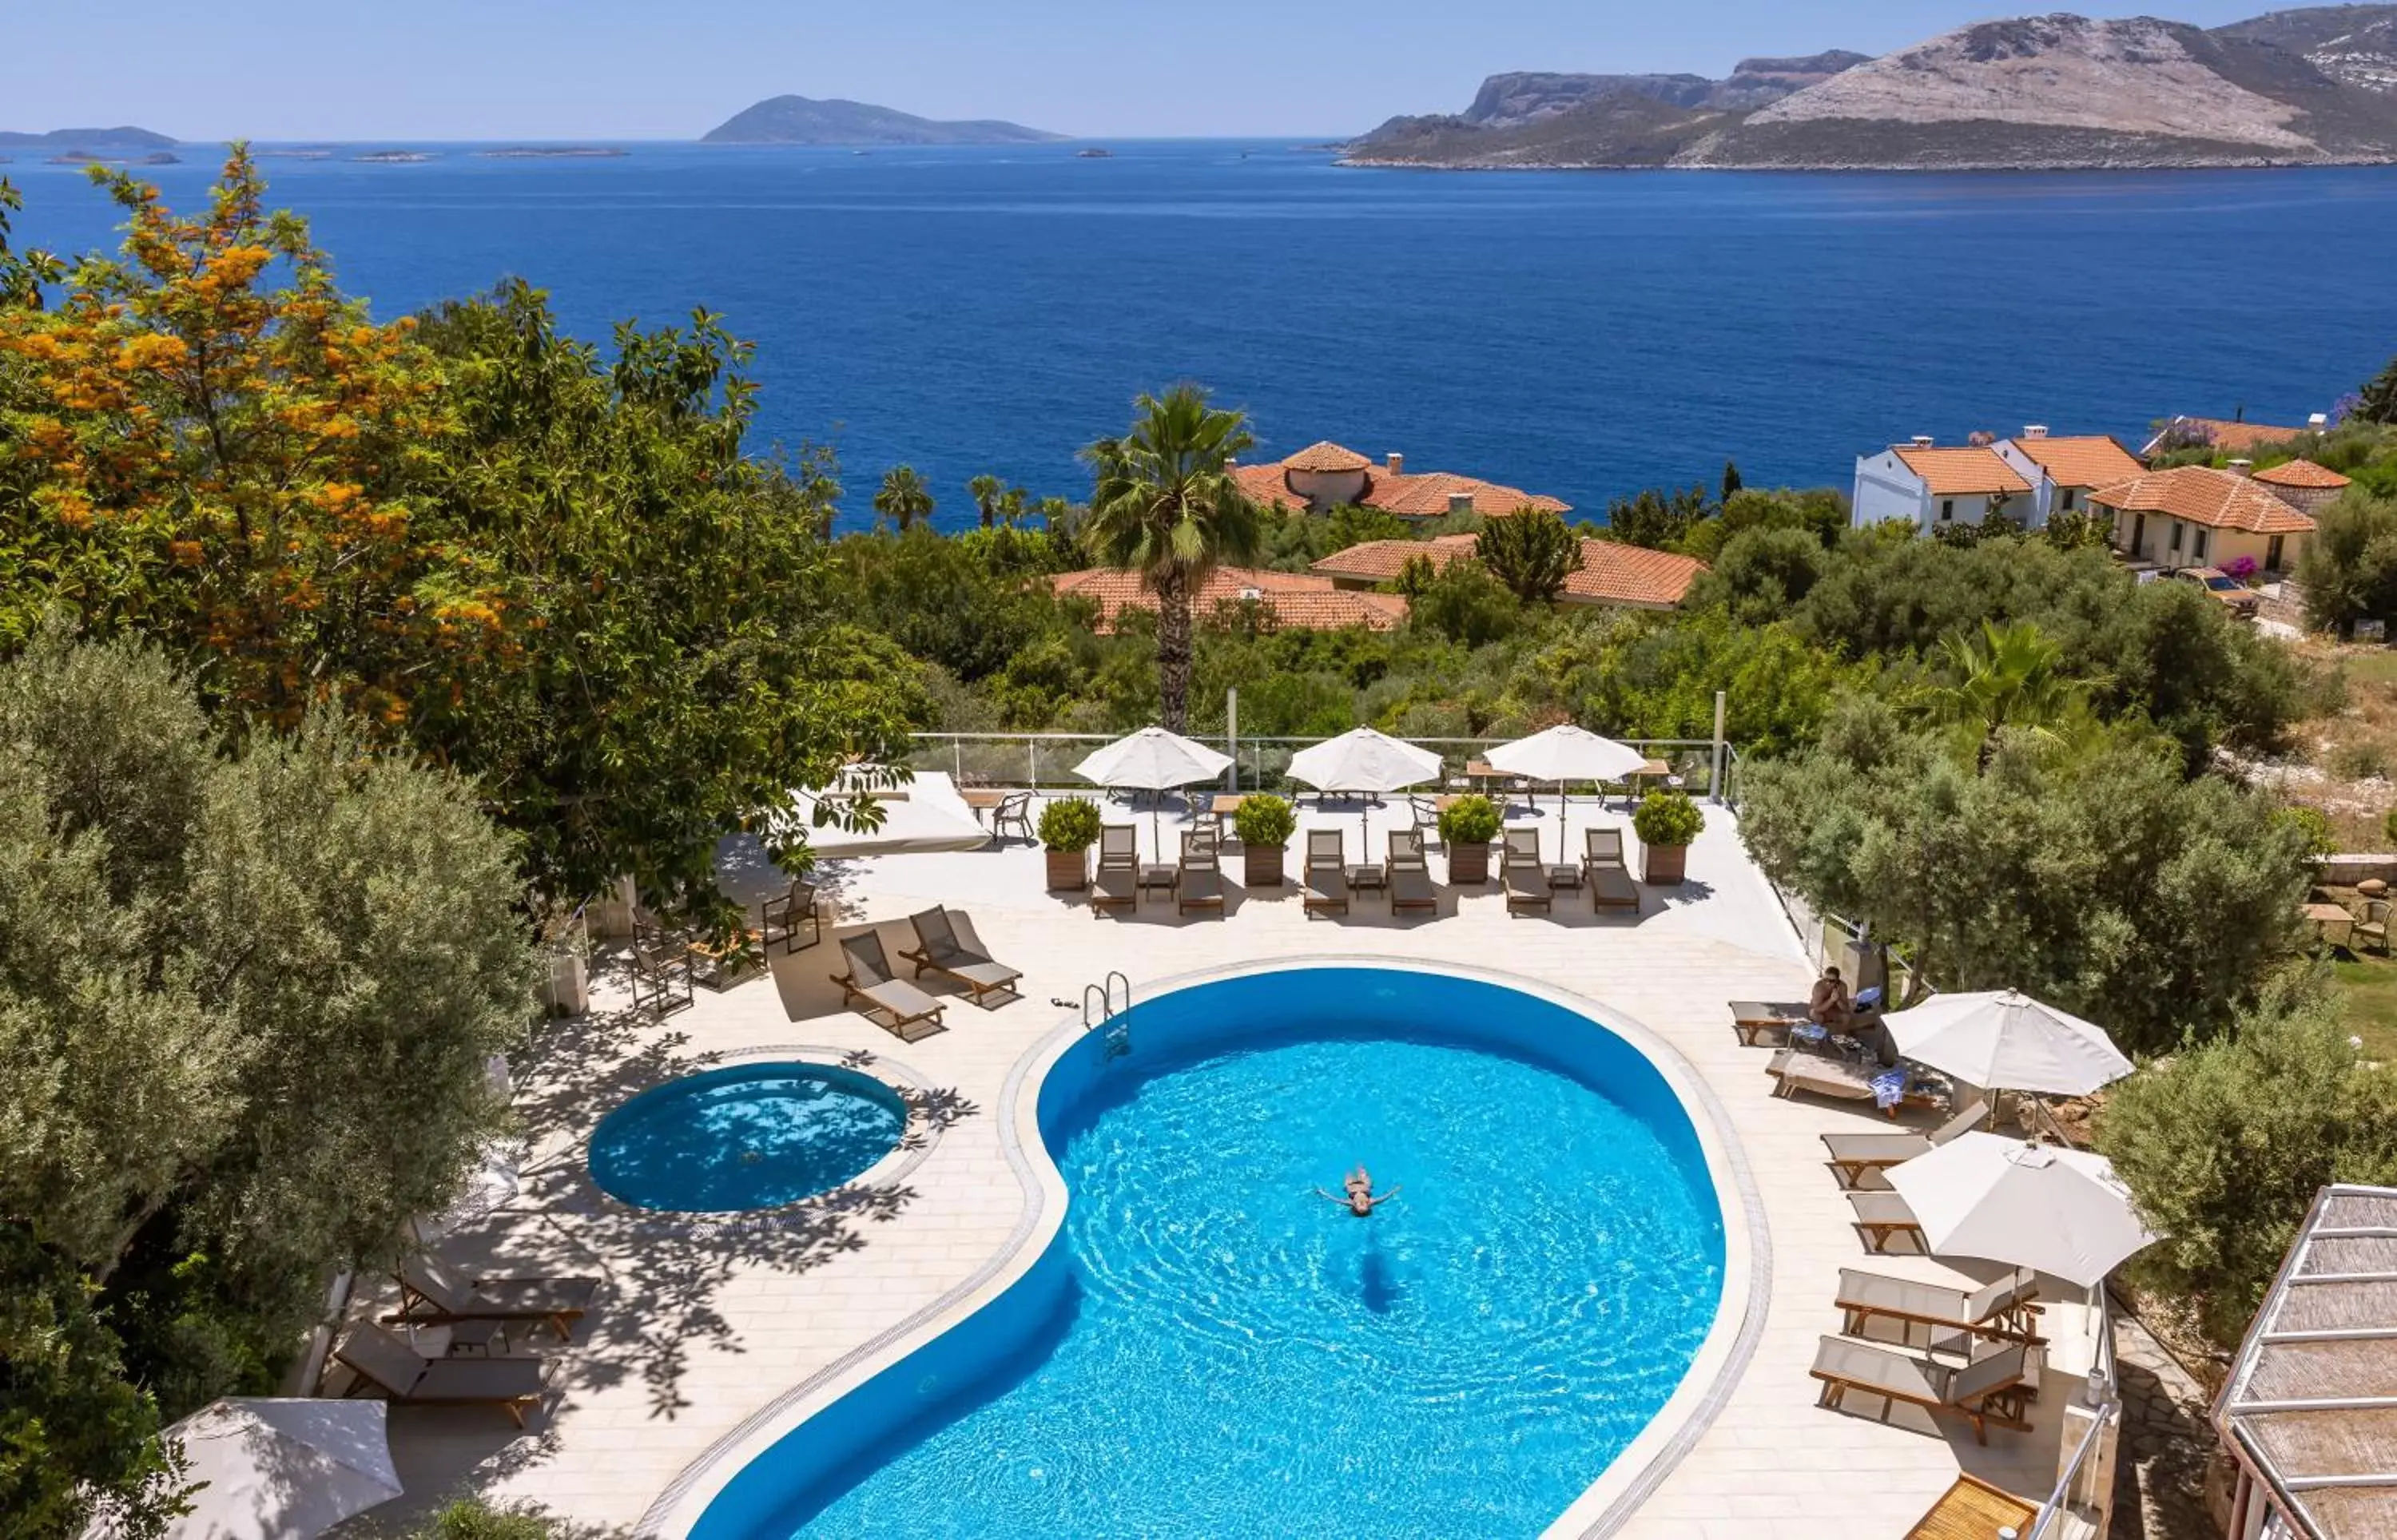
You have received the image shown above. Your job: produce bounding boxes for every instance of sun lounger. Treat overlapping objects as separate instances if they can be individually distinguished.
[390,1254,598,1344]
[1389,830,1437,912]
[1766,1044,1879,1103]
[1584,828,1640,912]
[900,906,1024,1006]
[1302,829,1348,915]
[1501,828,1550,915]
[1846,1189,1924,1254]
[1810,1336,2034,1445]
[1177,832,1225,915]
[833,931,946,1040]
[1836,1266,2045,1348]
[1091,824,1139,915]
[1728,998,1811,1047]
[334,1322,547,1427]
[1819,1097,1992,1189]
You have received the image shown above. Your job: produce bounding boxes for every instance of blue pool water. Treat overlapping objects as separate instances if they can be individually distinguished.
[589,1062,906,1213]
[694,968,1727,1538]
[9,144,2395,529]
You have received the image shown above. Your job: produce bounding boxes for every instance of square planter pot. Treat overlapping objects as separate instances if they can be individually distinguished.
[1446,841,1493,886]
[1243,844,1286,889]
[1641,842,1688,886]
[1046,849,1090,892]
[540,951,589,1017]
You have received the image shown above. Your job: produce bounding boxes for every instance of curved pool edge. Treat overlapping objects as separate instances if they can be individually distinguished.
[635,956,1770,1540]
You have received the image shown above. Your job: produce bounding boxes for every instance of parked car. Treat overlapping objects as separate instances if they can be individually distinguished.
[2168,566,2260,619]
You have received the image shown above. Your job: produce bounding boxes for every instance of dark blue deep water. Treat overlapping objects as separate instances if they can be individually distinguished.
[9,141,2395,530]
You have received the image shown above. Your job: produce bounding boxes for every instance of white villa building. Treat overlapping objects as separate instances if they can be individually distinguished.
[1851,439,2032,534]
[1990,427,2145,524]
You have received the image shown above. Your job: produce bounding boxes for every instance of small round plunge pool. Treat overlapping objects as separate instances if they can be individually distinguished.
[589,1062,908,1213]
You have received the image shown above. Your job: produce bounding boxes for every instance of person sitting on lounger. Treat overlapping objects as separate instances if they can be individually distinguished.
[1810,967,1854,1032]
[1317,1166,1401,1217]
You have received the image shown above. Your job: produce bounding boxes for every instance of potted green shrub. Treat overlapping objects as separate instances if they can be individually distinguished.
[1233,794,1296,887]
[1039,797,1102,891]
[1632,788,1704,885]
[1437,794,1501,885]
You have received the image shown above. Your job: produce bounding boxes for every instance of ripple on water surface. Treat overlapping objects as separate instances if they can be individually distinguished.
[801,1035,1722,1538]
[588,1063,905,1213]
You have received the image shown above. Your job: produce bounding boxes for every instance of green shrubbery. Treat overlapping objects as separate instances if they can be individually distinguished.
[1437,794,1502,847]
[1632,788,1705,847]
[1232,793,1297,848]
[1038,796,1103,852]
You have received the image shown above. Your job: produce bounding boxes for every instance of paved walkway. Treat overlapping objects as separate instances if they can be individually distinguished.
[2109,1308,2217,1540]
[350,804,2102,1539]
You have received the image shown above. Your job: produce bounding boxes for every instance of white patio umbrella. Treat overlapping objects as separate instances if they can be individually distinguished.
[1485,724,1648,848]
[1881,989,2133,1098]
[1073,726,1233,856]
[1286,727,1444,853]
[1887,1132,2157,1289]
[141,1398,401,1540]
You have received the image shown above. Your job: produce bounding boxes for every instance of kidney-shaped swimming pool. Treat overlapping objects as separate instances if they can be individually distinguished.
[679,965,1745,1538]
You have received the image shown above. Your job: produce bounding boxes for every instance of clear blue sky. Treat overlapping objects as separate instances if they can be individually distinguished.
[10,0,2284,141]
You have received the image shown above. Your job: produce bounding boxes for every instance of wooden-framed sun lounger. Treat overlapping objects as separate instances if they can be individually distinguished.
[1302,828,1348,915]
[1846,1189,1924,1254]
[1819,1097,1991,1189]
[1091,824,1139,914]
[900,906,1024,1006]
[390,1254,598,1344]
[1501,828,1550,915]
[1902,1475,2037,1540]
[1810,1336,2034,1445]
[1389,830,1437,912]
[1177,832,1225,916]
[1836,1266,2045,1349]
[334,1322,547,1427]
[833,931,946,1040]
[1584,828,1640,912]
[1728,998,1811,1047]
[1767,1045,1881,1105]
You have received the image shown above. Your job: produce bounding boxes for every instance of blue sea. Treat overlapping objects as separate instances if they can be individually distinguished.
[8,140,2395,530]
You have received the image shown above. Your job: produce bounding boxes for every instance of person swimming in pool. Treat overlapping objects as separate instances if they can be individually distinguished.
[1316,1165,1401,1217]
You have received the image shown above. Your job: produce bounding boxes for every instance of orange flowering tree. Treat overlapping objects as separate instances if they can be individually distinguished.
[2,154,928,912]
[0,148,508,728]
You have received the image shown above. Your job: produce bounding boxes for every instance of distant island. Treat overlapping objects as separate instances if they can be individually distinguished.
[1345,6,2397,171]
[0,125,177,151]
[352,150,434,164]
[702,94,1066,145]
[473,146,628,158]
[46,150,181,167]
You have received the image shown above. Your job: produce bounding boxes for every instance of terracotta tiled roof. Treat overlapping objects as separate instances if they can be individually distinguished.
[2253,458,2351,490]
[1230,444,1572,517]
[1311,533,1706,609]
[2089,466,2318,535]
[1282,440,1373,473]
[1051,566,1405,632]
[1229,462,1307,513]
[1365,471,1571,518]
[2006,435,2144,488]
[2145,416,2307,457]
[1893,446,2033,497]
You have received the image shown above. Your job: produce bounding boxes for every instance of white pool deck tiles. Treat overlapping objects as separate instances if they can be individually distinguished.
[348,798,2108,1540]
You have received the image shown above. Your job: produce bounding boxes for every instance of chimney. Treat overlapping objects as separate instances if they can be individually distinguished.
[1910,435,1935,450]
[1224,458,1238,470]
[2022,424,2049,440]
[2228,459,2253,478]
[1447,492,1475,516]
[1386,452,1404,474]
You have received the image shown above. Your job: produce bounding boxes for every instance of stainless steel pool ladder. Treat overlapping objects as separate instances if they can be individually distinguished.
[1083,972,1131,1059]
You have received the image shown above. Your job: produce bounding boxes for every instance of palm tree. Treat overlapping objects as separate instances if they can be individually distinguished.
[968,473,1005,529]
[873,466,933,533]
[1930,619,2082,771]
[1079,384,1263,732]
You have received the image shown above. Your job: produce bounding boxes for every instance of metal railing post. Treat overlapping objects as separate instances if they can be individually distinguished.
[1711,691,1728,804]
[1028,738,1039,792]
[1226,688,1239,792]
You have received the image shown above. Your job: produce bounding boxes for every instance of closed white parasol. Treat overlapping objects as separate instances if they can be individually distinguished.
[1880,989,2133,1098]
[1886,1132,2157,1289]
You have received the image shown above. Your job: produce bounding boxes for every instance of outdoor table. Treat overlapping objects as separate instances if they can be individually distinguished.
[960,788,1008,823]
[1209,793,1248,831]
[1348,863,1390,899]
[1139,863,1179,899]
[2307,901,2356,948]
[686,931,759,991]
[1547,863,1584,892]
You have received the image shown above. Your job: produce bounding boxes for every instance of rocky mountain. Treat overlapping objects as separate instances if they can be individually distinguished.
[2216,5,2397,93]
[0,125,177,150]
[702,95,1064,146]
[1346,10,2397,169]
